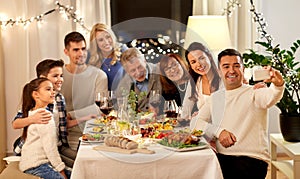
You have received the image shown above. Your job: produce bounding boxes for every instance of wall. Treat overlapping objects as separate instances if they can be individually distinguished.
[262,0,300,50]
[261,0,300,135]
[0,30,7,171]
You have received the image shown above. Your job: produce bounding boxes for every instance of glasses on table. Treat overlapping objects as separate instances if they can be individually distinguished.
[163,100,178,126]
[95,91,114,116]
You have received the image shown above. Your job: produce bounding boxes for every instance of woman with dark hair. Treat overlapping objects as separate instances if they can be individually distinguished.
[182,42,222,121]
[183,42,265,120]
[159,53,193,107]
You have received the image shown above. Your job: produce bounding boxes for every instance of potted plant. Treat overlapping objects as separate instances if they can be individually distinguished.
[241,0,300,142]
[243,40,300,141]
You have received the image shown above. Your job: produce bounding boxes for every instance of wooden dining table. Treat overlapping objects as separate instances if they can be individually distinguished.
[70,119,224,179]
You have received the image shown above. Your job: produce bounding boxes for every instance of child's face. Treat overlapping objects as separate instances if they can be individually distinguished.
[35,81,56,105]
[45,67,63,92]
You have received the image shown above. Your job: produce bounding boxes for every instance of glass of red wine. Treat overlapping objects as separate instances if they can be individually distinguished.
[163,100,178,126]
[95,92,114,116]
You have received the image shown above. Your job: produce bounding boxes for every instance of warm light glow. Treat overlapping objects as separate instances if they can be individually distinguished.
[184,15,232,52]
[0,1,88,31]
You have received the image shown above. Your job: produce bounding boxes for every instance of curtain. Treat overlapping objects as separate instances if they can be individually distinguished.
[0,29,7,171]
[192,0,259,52]
[1,0,110,154]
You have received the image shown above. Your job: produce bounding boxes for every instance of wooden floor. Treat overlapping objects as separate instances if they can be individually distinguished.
[265,154,290,179]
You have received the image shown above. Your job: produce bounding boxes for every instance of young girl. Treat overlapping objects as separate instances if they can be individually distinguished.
[19,78,69,179]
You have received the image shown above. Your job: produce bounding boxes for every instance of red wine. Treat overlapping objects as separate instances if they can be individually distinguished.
[100,107,113,115]
[165,110,178,118]
[95,101,101,107]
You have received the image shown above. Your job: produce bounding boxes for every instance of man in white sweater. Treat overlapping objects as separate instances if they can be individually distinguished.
[60,32,108,150]
[191,49,284,179]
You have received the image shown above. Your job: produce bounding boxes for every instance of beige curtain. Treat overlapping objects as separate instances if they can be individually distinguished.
[77,0,111,28]
[0,29,7,171]
[1,0,110,154]
[192,0,259,52]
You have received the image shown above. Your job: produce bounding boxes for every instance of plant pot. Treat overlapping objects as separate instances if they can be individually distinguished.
[279,114,300,142]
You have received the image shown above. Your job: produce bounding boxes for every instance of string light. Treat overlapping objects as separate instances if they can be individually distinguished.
[0,1,243,62]
[127,37,183,63]
[0,1,88,31]
[127,0,242,62]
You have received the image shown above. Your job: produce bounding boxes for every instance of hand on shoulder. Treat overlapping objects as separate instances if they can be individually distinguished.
[30,109,52,124]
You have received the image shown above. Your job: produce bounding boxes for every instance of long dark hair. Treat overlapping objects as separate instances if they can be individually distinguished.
[185,42,221,97]
[21,78,50,140]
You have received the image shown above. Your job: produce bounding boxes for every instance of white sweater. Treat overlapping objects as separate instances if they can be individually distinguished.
[61,65,108,150]
[19,109,65,172]
[192,84,284,161]
[182,76,224,120]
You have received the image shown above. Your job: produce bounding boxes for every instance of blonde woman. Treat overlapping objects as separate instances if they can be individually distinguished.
[88,23,126,90]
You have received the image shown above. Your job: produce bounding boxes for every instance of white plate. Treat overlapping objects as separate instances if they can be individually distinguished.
[85,126,104,133]
[86,120,105,126]
[158,142,208,152]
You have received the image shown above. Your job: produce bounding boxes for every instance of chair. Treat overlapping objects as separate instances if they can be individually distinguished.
[0,159,39,179]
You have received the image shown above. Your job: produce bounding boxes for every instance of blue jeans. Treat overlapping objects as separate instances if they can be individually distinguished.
[24,163,71,179]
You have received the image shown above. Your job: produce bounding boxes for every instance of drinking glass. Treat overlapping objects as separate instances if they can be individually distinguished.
[177,106,190,127]
[149,90,161,108]
[96,92,114,116]
[117,96,128,109]
[163,100,178,118]
[163,100,179,126]
[95,92,102,108]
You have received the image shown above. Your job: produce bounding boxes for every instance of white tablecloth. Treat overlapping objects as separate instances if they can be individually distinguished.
[71,141,223,179]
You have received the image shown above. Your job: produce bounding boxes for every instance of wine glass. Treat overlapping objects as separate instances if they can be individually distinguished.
[177,106,190,127]
[117,96,128,110]
[163,100,178,126]
[96,92,114,116]
[149,90,161,108]
[95,92,102,108]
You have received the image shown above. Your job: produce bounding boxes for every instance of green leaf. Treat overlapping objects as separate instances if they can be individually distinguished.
[287,50,294,57]
[255,41,271,48]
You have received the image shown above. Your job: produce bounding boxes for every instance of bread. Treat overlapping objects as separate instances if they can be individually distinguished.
[104,135,138,150]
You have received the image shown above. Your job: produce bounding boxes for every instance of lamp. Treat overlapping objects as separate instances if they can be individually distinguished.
[184,15,232,54]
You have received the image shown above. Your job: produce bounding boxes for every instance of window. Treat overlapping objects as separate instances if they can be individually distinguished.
[111,0,192,62]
